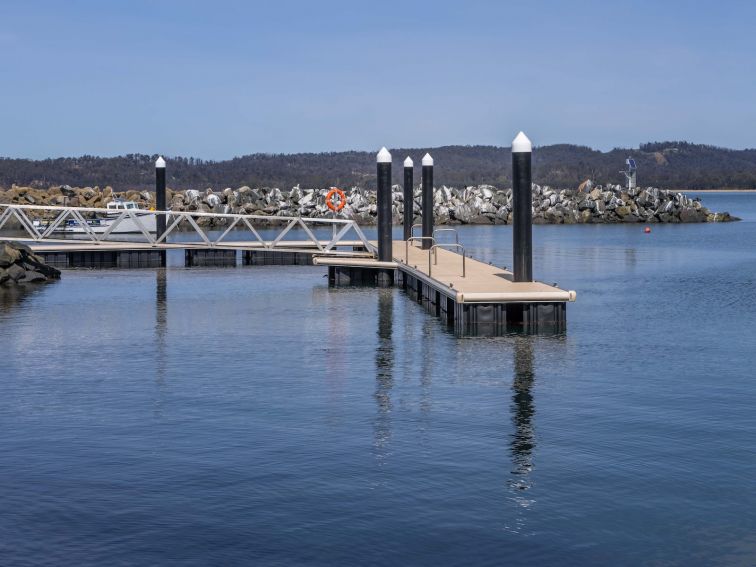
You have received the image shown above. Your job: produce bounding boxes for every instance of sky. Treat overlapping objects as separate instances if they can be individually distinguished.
[1,0,755,159]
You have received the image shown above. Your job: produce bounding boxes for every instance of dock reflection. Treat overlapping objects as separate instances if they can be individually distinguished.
[506,334,569,535]
[510,337,535,489]
[154,268,168,416]
[420,319,433,416]
[504,336,538,534]
[373,288,394,461]
[155,268,167,338]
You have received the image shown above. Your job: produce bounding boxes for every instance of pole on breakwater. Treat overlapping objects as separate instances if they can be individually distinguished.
[403,157,414,241]
[155,156,167,239]
[376,147,393,263]
[512,132,533,282]
[421,153,434,250]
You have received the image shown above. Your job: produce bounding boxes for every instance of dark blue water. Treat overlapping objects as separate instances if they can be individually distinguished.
[1,193,755,565]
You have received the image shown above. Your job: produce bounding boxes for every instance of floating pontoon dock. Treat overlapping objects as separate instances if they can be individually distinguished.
[316,241,574,335]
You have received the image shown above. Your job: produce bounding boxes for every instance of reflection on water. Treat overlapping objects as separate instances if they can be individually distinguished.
[0,283,55,322]
[155,268,167,336]
[510,337,536,487]
[506,337,537,535]
[419,320,434,416]
[154,269,168,417]
[0,285,39,311]
[373,289,394,462]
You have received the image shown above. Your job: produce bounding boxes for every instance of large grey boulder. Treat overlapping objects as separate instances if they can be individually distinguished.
[479,186,494,200]
[451,204,476,224]
[5,263,27,282]
[299,190,316,207]
[0,243,22,267]
[185,189,201,204]
[205,193,222,208]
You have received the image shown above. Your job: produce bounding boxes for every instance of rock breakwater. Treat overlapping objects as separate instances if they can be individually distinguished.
[0,183,737,227]
[0,242,61,285]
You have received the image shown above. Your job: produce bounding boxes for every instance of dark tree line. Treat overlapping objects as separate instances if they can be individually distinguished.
[2,142,756,191]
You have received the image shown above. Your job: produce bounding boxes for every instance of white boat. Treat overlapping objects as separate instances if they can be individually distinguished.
[35,200,158,234]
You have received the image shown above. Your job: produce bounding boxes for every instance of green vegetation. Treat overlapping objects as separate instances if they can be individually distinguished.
[1,142,755,191]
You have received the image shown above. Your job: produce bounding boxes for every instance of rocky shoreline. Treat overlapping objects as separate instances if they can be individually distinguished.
[0,242,61,285]
[0,183,737,227]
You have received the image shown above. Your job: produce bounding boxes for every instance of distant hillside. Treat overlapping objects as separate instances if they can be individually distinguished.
[2,142,756,191]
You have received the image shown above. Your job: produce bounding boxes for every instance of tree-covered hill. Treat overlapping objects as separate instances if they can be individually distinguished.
[2,142,755,191]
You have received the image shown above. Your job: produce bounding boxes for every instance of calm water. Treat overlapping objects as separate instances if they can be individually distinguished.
[1,193,755,565]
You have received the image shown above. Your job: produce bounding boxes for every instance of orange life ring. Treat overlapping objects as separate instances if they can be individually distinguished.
[326,187,346,212]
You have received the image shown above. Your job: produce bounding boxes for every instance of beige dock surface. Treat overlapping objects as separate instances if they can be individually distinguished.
[316,241,576,304]
[398,242,575,302]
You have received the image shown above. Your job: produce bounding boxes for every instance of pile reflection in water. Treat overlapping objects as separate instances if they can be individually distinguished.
[373,288,394,462]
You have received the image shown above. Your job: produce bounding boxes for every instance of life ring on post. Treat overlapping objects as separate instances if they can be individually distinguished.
[326,187,346,212]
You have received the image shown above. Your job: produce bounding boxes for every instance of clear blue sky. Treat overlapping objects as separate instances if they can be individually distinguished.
[1,0,754,159]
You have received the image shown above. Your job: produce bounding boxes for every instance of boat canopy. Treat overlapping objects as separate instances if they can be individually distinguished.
[107,200,139,210]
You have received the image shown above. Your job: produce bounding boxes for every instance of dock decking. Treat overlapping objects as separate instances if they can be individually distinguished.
[315,241,575,303]
[315,241,575,335]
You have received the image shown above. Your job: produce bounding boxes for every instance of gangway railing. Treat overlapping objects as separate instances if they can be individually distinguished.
[0,203,376,255]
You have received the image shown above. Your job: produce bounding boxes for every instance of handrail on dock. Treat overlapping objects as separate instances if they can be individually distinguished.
[405,236,436,266]
[404,236,465,278]
[432,228,459,244]
[430,243,466,278]
[406,236,435,247]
